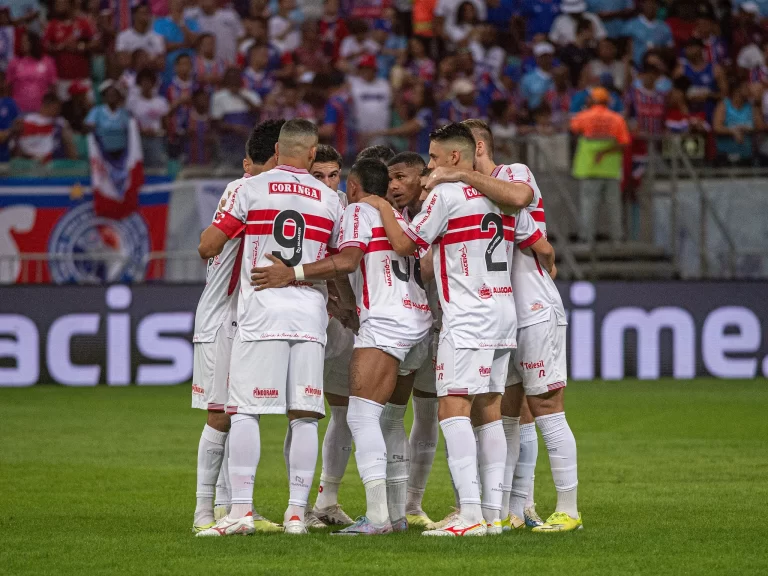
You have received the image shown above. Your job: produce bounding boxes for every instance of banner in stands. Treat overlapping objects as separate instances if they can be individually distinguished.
[1,282,767,387]
[0,176,171,284]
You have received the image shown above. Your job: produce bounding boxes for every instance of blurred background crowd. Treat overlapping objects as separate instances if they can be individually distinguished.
[2,0,768,172]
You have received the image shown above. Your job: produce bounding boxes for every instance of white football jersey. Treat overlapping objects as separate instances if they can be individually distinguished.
[405,181,540,349]
[339,202,432,347]
[403,205,441,330]
[193,175,250,343]
[214,165,343,344]
[492,163,567,328]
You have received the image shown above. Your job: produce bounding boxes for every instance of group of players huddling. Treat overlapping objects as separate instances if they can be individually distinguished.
[191,117,581,537]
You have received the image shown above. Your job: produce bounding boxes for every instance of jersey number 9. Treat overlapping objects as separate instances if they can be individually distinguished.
[272,210,306,267]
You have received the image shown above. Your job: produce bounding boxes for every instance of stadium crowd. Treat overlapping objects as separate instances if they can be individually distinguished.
[2,0,768,169]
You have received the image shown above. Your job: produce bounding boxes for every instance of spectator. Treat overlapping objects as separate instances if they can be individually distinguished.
[714,76,764,165]
[412,0,438,41]
[485,0,516,38]
[623,0,674,68]
[438,77,485,124]
[269,0,301,55]
[261,78,315,121]
[443,1,480,50]
[675,37,727,121]
[732,2,768,57]
[6,31,57,114]
[243,44,276,99]
[349,54,392,145]
[187,0,244,66]
[571,70,624,113]
[733,0,768,17]
[127,69,169,168]
[520,42,556,110]
[194,34,225,94]
[187,88,217,164]
[559,17,596,88]
[239,17,281,71]
[368,80,436,155]
[528,102,555,134]
[434,0,487,45]
[470,23,506,79]
[16,92,77,161]
[570,86,630,244]
[547,66,575,130]
[317,70,357,160]
[164,53,194,158]
[407,36,436,82]
[586,0,634,39]
[665,76,710,133]
[339,19,379,71]
[0,69,18,161]
[319,0,349,61]
[375,10,408,80]
[550,0,607,47]
[585,37,626,92]
[518,0,560,42]
[285,20,332,77]
[694,13,727,66]
[115,3,165,71]
[488,99,518,160]
[1,0,42,34]
[0,8,14,72]
[153,0,200,83]
[61,80,92,136]
[43,0,97,102]
[119,48,153,102]
[210,67,261,165]
[85,80,131,158]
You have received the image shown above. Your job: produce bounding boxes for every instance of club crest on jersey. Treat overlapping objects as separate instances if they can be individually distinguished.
[531,302,544,311]
[253,387,280,398]
[478,284,492,299]
[382,255,393,286]
[304,385,322,397]
[463,186,482,200]
[478,366,491,377]
[459,244,469,276]
[269,182,321,201]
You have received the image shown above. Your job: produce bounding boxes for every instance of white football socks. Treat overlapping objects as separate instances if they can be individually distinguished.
[510,422,537,519]
[228,414,261,519]
[536,412,578,518]
[527,475,536,508]
[285,417,319,524]
[380,402,409,522]
[347,396,389,525]
[213,436,231,511]
[476,421,507,524]
[315,405,352,510]
[194,424,228,526]
[440,416,482,523]
[501,416,520,519]
[406,396,438,513]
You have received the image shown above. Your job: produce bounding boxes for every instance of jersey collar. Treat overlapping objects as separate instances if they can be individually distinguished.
[491,164,503,178]
[275,165,309,174]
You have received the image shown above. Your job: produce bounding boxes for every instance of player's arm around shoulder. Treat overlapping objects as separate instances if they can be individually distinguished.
[426,164,535,210]
[198,178,249,259]
[358,196,418,257]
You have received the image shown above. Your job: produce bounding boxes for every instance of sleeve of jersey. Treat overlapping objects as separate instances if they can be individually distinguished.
[515,209,543,249]
[327,194,344,251]
[405,190,447,255]
[502,163,536,197]
[212,181,247,239]
[337,203,370,252]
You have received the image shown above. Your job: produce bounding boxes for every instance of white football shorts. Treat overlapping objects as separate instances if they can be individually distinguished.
[507,309,568,397]
[226,333,325,416]
[413,328,438,394]
[324,316,354,397]
[354,322,430,376]
[435,332,511,397]
[192,324,233,411]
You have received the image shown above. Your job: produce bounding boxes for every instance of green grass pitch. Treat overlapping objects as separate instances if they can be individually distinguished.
[1,380,767,575]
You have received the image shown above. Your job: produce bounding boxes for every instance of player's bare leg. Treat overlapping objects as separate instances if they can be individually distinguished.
[406,387,438,525]
[333,348,400,535]
[283,409,323,534]
[307,392,354,527]
[527,388,581,532]
[383,373,415,531]
[194,411,230,531]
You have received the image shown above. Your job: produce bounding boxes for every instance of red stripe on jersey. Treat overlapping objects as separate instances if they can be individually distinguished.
[502,214,515,227]
[360,257,370,309]
[338,241,367,252]
[228,239,245,296]
[214,212,246,239]
[518,228,543,249]
[371,227,388,238]
[530,210,545,222]
[246,223,274,235]
[366,239,394,253]
[447,214,483,230]
[439,240,449,303]
[533,252,544,276]
[537,198,544,209]
[305,228,332,243]
[491,165,503,178]
[21,121,55,136]
[247,209,280,221]
[504,229,515,241]
[405,226,430,250]
[304,214,335,231]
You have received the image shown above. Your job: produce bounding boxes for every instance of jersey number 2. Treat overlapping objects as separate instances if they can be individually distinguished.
[272,210,306,267]
[481,213,507,272]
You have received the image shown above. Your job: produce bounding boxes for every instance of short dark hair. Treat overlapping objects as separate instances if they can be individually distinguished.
[356,145,396,163]
[461,118,493,156]
[136,68,157,86]
[41,92,60,107]
[429,123,476,156]
[314,144,343,167]
[349,159,389,198]
[174,53,191,66]
[247,119,285,164]
[388,151,426,169]
[420,166,432,178]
